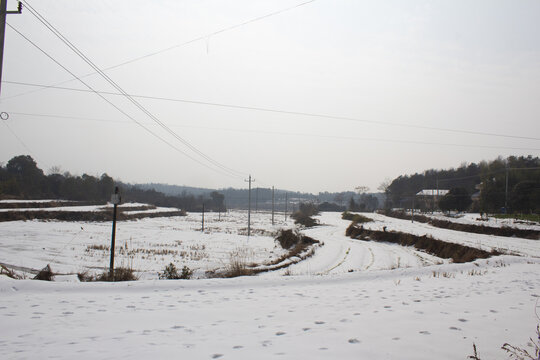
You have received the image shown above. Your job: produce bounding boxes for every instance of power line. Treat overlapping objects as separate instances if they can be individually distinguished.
[21,2,246,179]
[6,110,540,152]
[4,80,539,143]
[6,22,242,180]
[1,118,49,169]
[4,0,317,101]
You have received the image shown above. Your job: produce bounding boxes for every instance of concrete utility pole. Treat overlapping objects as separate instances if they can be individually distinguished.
[245,175,255,238]
[411,196,415,223]
[285,192,288,221]
[201,203,205,232]
[271,186,275,226]
[0,1,22,96]
[110,186,121,281]
[505,160,509,213]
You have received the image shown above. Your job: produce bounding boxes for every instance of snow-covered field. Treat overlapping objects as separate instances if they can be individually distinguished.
[0,210,293,278]
[1,210,539,359]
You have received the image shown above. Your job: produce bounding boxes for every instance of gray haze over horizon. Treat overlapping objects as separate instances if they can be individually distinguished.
[1,0,539,193]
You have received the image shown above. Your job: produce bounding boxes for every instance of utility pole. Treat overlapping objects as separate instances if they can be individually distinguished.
[436,176,439,212]
[201,203,205,232]
[411,196,415,223]
[110,186,121,281]
[271,186,275,226]
[285,192,288,221]
[505,160,509,213]
[245,175,254,238]
[0,1,22,96]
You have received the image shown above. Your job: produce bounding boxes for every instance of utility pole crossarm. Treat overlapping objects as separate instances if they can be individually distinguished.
[5,1,22,14]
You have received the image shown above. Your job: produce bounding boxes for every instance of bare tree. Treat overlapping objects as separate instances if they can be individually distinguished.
[355,186,370,194]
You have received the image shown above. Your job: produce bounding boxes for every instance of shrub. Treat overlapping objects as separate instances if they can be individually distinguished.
[342,211,372,223]
[95,267,137,282]
[290,202,319,227]
[276,229,318,249]
[276,229,301,249]
[159,263,193,280]
[33,264,54,281]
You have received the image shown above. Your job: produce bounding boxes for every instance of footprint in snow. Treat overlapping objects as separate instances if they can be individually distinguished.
[232,346,243,349]
[275,331,286,336]
[261,340,272,347]
[458,318,468,322]
[211,354,223,359]
[419,331,431,335]
[348,338,360,344]
[449,327,461,331]
[315,321,325,325]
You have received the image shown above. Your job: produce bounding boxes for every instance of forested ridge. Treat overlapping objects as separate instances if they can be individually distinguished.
[0,155,225,212]
[385,156,540,213]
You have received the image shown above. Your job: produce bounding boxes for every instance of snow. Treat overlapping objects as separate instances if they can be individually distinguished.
[0,202,172,213]
[424,212,540,230]
[1,210,539,359]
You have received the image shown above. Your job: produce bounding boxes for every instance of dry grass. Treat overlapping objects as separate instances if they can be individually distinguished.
[0,264,19,279]
[94,267,137,282]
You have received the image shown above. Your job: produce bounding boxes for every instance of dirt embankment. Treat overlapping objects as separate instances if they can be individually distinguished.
[382,210,539,240]
[0,209,186,222]
[346,222,498,263]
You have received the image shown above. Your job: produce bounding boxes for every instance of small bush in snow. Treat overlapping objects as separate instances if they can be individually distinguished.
[159,263,193,280]
[33,264,54,281]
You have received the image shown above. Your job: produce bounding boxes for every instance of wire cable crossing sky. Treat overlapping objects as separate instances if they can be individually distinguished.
[1,0,538,193]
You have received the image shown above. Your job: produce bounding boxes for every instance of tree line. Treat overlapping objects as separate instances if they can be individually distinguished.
[384,155,539,213]
[0,155,225,212]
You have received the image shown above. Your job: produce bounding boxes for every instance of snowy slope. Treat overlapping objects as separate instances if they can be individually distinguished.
[1,258,538,360]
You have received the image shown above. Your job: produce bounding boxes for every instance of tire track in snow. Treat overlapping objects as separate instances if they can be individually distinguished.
[317,246,351,275]
[363,245,375,270]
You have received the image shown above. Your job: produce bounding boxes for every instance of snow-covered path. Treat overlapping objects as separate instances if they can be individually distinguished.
[1,258,538,360]
[267,213,446,277]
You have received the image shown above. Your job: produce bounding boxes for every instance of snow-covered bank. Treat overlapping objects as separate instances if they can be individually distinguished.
[1,257,538,360]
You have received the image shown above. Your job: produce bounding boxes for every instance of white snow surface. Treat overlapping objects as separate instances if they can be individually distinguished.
[1,211,539,359]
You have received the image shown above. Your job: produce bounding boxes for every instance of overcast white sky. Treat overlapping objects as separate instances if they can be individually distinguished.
[1,0,539,193]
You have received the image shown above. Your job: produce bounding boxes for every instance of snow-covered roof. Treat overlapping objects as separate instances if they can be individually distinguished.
[416,189,449,196]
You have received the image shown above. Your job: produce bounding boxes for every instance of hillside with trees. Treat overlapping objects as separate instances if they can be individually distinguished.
[0,155,225,212]
[385,155,539,213]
